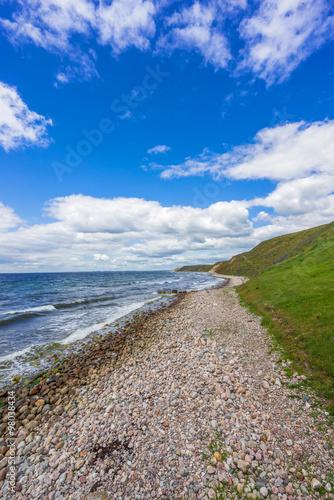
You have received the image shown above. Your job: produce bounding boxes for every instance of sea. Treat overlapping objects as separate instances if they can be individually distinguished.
[0,271,222,388]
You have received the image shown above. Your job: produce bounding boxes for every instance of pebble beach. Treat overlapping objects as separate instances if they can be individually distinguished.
[0,277,333,499]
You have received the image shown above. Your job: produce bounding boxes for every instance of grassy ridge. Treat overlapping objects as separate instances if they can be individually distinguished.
[213,222,334,277]
[238,223,334,413]
[173,264,213,272]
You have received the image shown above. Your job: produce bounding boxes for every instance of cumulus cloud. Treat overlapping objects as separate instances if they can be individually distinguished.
[147,144,171,154]
[0,81,53,151]
[142,119,334,254]
[254,174,334,216]
[0,195,253,271]
[44,195,251,237]
[0,202,23,232]
[238,0,334,84]
[94,253,110,261]
[0,187,333,271]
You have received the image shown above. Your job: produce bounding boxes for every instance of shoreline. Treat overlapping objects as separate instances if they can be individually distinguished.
[0,285,333,499]
[0,293,179,393]
[0,273,223,390]
[208,272,249,287]
[0,291,186,414]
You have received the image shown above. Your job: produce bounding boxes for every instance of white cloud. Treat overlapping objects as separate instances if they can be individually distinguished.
[238,0,334,84]
[157,120,334,181]
[140,119,334,257]
[0,188,333,271]
[94,253,109,261]
[44,195,251,237]
[0,195,252,271]
[147,144,171,154]
[252,210,272,222]
[1,0,157,82]
[0,202,23,232]
[0,0,95,52]
[156,1,232,69]
[0,81,53,151]
[254,173,334,215]
[1,0,333,83]
[54,50,98,85]
[96,0,156,54]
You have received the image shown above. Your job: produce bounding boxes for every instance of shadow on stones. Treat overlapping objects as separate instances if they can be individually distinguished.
[89,438,132,493]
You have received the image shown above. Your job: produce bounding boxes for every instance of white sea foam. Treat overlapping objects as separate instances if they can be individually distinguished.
[59,300,146,345]
[0,345,34,363]
[0,305,56,316]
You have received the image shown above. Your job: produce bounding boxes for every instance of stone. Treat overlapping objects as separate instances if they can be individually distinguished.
[214,452,222,462]
[19,404,29,414]
[26,420,38,431]
[35,399,45,407]
[44,436,53,447]
[262,381,270,389]
[75,459,85,470]
[311,478,321,490]
[300,484,309,495]
[238,460,250,473]
[85,490,110,500]
[325,483,332,492]
[260,486,268,497]
[0,469,7,481]
[218,472,229,483]
[207,465,216,474]
[54,406,64,416]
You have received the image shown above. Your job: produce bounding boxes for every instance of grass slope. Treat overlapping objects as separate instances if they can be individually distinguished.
[238,222,334,413]
[213,222,334,277]
[173,264,213,272]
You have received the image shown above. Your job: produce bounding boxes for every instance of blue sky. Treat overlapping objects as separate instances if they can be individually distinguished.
[0,0,334,271]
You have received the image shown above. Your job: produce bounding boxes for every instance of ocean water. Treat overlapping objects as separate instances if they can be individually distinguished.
[0,271,222,387]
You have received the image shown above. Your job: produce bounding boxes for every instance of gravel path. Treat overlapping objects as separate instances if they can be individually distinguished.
[1,285,333,499]
[208,273,248,287]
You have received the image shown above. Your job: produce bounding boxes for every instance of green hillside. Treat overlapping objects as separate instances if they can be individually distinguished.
[212,222,334,277]
[173,264,213,272]
[175,222,334,412]
[238,222,334,413]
